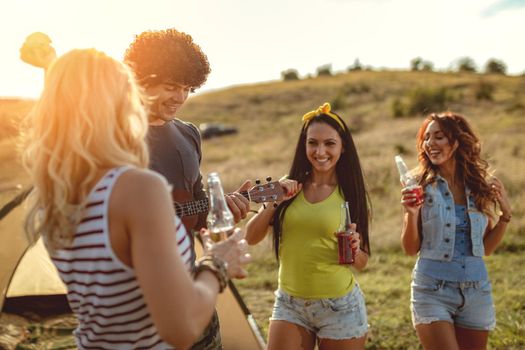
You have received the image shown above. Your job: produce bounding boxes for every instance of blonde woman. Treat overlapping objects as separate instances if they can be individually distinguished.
[22,49,250,350]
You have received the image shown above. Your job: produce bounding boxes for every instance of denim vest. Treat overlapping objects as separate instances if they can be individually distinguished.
[419,176,488,261]
[416,204,488,281]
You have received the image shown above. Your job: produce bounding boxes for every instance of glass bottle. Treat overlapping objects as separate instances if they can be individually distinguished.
[335,201,355,264]
[395,155,424,206]
[206,172,234,242]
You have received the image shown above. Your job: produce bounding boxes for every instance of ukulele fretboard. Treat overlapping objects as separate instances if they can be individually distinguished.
[174,190,250,218]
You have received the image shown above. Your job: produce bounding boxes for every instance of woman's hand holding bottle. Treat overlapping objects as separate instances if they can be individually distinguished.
[396,155,424,214]
[347,223,361,253]
[201,228,251,279]
[490,176,512,221]
[401,187,424,215]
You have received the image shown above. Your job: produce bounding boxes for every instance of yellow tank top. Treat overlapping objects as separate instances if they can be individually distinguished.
[279,187,355,299]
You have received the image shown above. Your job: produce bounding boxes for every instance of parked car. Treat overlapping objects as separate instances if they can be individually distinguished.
[199,123,238,139]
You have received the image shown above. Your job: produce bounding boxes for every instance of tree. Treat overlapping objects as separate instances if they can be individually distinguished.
[484,58,507,75]
[348,58,362,72]
[411,57,433,72]
[281,69,300,81]
[410,57,422,71]
[456,57,477,73]
[421,61,434,72]
[316,64,332,77]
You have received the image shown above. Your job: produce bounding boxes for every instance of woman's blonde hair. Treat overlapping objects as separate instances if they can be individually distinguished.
[22,48,149,249]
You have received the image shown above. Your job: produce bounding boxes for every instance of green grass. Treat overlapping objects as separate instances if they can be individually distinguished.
[236,242,525,349]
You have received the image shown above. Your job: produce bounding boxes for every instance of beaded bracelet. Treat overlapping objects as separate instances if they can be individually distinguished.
[499,214,512,223]
[194,255,229,293]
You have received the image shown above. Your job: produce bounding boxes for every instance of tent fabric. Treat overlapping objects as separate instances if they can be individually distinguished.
[0,195,70,316]
[0,195,266,349]
[6,238,67,298]
[0,201,36,311]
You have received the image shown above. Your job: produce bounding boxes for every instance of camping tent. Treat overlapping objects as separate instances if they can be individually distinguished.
[0,192,265,349]
[0,195,70,315]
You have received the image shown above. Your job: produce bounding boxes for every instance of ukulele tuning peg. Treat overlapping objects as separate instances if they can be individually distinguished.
[266,176,272,182]
[255,179,261,185]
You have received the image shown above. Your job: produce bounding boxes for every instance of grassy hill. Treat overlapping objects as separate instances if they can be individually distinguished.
[1,70,524,349]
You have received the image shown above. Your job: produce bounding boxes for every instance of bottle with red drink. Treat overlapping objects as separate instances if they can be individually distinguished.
[206,172,235,242]
[395,155,424,206]
[335,201,355,265]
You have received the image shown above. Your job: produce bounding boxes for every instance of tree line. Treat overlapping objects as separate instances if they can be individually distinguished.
[282,57,511,81]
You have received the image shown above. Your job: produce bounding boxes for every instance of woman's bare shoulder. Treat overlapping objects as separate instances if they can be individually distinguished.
[112,168,171,207]
[120,167,167,185]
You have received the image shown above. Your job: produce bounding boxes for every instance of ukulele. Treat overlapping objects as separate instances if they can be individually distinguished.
[173,179,284,231]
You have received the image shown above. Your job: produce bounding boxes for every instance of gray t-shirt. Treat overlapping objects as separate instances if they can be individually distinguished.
[147,118,206,201]
[147,119,222,349]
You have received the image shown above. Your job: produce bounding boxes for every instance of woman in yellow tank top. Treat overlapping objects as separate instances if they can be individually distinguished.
[246,103,371,350]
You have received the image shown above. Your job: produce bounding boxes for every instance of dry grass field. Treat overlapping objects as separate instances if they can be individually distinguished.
[1,70,524,349]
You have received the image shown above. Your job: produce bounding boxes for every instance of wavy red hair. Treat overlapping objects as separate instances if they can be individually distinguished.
[415,112,496,215]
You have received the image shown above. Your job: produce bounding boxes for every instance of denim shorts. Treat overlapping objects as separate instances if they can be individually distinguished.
[411,271,496,331]
[270,285,368,340]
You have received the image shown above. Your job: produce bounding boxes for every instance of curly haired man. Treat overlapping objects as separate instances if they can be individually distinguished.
[125,29,250,350]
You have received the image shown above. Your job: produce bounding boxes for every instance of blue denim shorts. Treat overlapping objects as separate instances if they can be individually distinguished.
[411,271,496,331]
[270,285,368,340]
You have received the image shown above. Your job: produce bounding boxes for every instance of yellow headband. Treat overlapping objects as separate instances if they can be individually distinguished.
[301,102,345,130]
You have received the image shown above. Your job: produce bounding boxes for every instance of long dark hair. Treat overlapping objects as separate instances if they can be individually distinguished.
[416,112,496,215]
[272,112,371,261]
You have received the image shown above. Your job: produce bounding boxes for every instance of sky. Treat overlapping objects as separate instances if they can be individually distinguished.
[1,0,524,99]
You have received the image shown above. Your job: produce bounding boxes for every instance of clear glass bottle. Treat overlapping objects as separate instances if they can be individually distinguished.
[395,155,424,206]
[335,201,355,264]
[206,172,234,242]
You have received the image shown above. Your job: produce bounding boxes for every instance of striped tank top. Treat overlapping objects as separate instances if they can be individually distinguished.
[49,167,193,349]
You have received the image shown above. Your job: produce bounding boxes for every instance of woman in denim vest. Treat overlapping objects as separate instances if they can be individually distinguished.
[400,112,512,350]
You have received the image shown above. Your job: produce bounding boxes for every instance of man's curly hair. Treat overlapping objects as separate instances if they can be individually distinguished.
[124,29,210,89]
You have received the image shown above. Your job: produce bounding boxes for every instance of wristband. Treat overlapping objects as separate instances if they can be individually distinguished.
[194,255,229,293]
[499,214,511,223]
